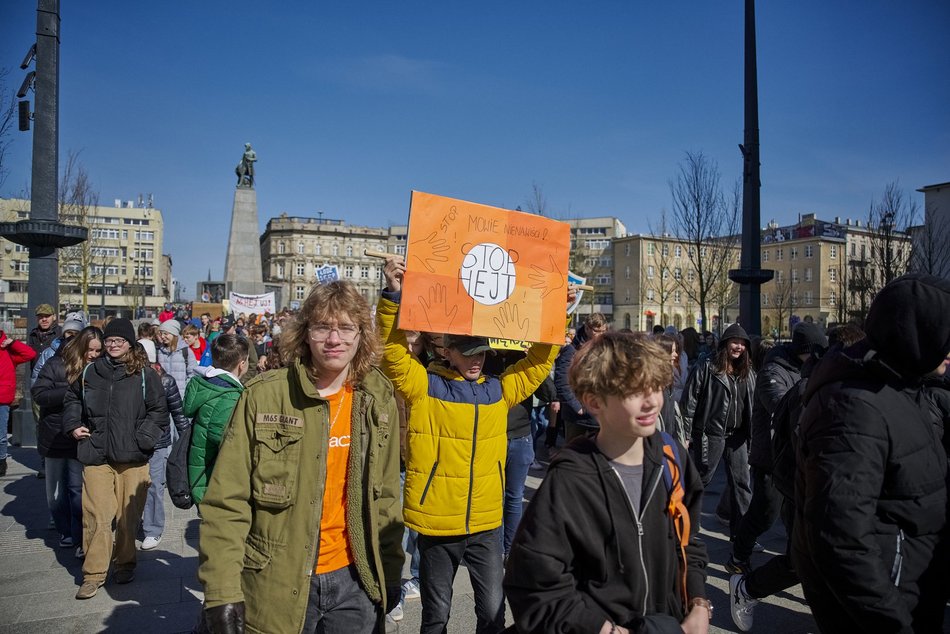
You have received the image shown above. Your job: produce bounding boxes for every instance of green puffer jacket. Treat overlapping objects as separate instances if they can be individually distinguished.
[183,371,244,504]
[198,359,404,634]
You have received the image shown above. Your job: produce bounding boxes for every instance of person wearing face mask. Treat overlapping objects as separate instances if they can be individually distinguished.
[680,323,756,540]
[376,256,572,634]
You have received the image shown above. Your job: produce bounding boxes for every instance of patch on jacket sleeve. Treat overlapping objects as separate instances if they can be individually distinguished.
[262,482,287,498]
[255,413,302,427]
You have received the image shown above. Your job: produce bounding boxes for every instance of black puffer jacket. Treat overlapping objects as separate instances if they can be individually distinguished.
[748,344,801,471]
[504,435,708,634]
[554,325,597,429]
[156,370,191,450]
[62,355,169,466]
[32,354,76,459]
[792,273,950,633]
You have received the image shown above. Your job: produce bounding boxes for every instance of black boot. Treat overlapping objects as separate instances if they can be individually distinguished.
[0,458,7,477]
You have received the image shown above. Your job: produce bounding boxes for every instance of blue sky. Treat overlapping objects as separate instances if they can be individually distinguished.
[2,1,948,299]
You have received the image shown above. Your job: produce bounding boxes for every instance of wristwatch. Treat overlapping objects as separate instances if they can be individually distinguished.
[688,597,713,621]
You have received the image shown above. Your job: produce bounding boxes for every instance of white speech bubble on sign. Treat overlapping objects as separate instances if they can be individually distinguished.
[459,242,517,306]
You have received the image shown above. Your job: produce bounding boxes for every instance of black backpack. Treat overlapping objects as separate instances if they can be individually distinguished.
[770,378,807,500]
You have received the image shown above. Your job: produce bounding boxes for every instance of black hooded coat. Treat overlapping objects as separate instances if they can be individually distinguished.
[791,273,950,633]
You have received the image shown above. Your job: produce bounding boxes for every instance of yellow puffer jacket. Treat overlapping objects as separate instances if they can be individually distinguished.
[376,295,558,536]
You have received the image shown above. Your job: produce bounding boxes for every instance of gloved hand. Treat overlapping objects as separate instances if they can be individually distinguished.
[204,602,245,634]
[385,585,402,614]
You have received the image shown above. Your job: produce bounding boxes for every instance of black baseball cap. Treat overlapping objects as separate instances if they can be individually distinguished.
[443,334,493,356]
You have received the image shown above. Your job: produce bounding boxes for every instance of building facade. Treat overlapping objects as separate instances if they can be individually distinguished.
[0,197,169,319]
[259,213,407,308]
[564,216,627,325]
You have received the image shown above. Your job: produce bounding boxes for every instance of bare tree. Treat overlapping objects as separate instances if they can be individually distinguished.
[58,151,109,313]
[523,181,548,216]
[768,274,795,338]
[830,258,849,324]
[908,200,950,277]
[866,181,917,284]
[0,67,19,190]
[669,152,740,333]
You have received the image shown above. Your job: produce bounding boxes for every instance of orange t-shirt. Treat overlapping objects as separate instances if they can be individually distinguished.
[315,385,354,574]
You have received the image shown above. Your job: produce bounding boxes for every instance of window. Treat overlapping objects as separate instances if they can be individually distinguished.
[647,265,655,279]
[599,257,612,267]
[850,242,856,257]
[123,218,149,226]
[276,263,284,278]
[762,250,769,262]
[14,261,29,272]
[829,290,836,306]
[297,242,305,254]
[134,266,153,277]
[646,289,655,301]
[776,270,784,283]
[624,243,630,257]
[700,247,707,258]
[674,245,682,258]
[394,244,406,255]
[860,244,866,259]
[687,269,695,283]
[360,266,369,279]
[688,246,696,258]
[122,230,128,240]
[805,245,814,258]
[295,285,305,300]
[296,263,305,276]
[346,245,354,257]
[804,267,813,282]
[596,274,611,285]
[92,247,120,257]
[13,244,28,253]
[131,248,153,259]
[278,242,285,254]
[829,268,837,282]
[830,245,837,259]
[674,290,682,303]
[776,248,784,261]
[662,244,669,257]
[91,228,120,240]
[344,264,353,278]
[674,267,682,280]
[792,269,799,283]
[315,244,322,255]
[134,231,154,241]
[762,293,769,306]
[332,244,339,256]
[585,239,610,250]
[625,266,631,280]
[662,269,669,280]
[647,243,655,256]
[803,290,813,305]
[791,247,799,260]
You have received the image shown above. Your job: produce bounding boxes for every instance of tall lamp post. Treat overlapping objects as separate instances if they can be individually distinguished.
[0,0,86,446]
[728,0,773,335]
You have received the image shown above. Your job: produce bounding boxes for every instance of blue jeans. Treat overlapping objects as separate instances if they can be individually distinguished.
[301,564,379,633]
[142,446,171,538]
[0,405,8,460]
[503,435,534,555]
[399,470,421,585]
[46,457,83,543]
[418,527,505,634]
[529,405,548,456]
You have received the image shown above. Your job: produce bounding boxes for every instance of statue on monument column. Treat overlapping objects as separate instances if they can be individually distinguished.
[235,143,258,188]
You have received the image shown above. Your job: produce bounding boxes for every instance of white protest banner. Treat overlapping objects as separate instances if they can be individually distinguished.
[228,292,276,315]
[315,264,341,285]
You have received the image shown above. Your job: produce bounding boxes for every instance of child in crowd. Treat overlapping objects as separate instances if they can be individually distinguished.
[504,331,710,634]
[182,334,248,504]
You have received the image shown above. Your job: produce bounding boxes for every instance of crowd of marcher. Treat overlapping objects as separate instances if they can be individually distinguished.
[5,269,949,633]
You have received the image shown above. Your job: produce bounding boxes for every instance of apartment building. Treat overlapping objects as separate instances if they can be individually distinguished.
[563,216,627,324]
[0,197,169,319]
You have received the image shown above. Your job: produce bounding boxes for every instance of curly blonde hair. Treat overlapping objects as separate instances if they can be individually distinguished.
[278,281,379,384]
[569,331,672,401]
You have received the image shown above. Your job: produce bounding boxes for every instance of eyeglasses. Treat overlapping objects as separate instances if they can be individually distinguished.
[308,323,361,342]
[104,337,129,347]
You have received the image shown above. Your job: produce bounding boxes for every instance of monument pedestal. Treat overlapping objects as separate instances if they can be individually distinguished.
[224,187,265,295]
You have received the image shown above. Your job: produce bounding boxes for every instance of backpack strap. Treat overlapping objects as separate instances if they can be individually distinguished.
[659,430,691,608]
[141,369,146,400]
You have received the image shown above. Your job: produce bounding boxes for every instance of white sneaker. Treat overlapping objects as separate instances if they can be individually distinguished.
[387,602,404,622]
[141,536,162,550]
[402,578,421,600]
[729,574,759,632]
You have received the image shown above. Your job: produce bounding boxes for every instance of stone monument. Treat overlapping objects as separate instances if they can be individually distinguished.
[224,143,265,295]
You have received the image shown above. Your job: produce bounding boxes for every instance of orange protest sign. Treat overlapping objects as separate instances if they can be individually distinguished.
[399,191,571,345]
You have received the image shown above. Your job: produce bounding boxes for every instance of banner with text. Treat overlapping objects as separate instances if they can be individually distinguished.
[228,292,276,315]
[399,191,571,345]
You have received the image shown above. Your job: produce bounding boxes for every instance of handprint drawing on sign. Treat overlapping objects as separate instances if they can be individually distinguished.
[528,254,565,299]
[410,231,451,273]
[492,301,530,340]
[419,283,459,330]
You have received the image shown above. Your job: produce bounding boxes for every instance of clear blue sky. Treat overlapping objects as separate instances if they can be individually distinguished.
[2,1,948,300]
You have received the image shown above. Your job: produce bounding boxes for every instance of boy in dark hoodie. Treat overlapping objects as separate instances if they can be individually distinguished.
[504,332,710,634]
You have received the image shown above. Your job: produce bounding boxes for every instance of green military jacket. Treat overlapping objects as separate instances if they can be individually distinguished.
[198,359,403,634]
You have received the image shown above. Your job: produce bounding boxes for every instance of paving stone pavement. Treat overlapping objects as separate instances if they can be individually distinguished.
[0,442,840,633]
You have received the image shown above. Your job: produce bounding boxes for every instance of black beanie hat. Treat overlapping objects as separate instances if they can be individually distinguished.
[791,322,828,356]
[719,323,751,348]
[104,318,136,346]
